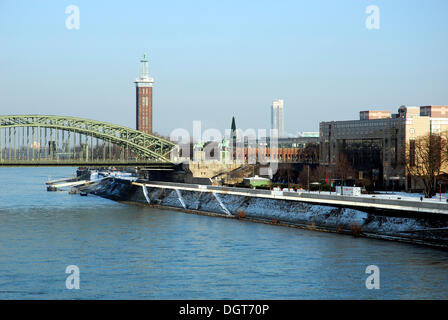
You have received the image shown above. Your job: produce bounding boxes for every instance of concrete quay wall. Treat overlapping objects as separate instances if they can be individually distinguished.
[85,178,448,248]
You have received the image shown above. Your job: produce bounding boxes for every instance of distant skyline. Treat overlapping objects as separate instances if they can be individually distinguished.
[1,0,447,136]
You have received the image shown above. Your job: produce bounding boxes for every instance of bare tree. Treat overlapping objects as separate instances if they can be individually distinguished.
[276,163,296,186]
[405,133,447,198]
[298,165,308,189]
[333,152,356,192]
[311,166,327,182]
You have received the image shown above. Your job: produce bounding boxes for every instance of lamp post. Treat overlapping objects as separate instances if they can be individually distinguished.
[307,165,310,192]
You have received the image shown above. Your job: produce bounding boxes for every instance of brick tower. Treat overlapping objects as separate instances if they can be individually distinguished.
[135,54,154,134]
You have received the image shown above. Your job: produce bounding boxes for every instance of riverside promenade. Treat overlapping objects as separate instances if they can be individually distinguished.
[132,181,448,217]
[84,178,448,247]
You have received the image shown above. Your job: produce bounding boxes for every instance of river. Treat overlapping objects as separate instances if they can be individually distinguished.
[0,167,447,299]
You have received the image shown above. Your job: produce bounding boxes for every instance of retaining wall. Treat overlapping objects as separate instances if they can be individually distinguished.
[84,178,448,248]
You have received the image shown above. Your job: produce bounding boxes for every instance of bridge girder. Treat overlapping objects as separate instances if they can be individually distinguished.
[0,115,176,162]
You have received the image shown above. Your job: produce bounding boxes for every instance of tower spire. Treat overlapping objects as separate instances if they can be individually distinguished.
[231,117,237,159]
[140,53,149,80]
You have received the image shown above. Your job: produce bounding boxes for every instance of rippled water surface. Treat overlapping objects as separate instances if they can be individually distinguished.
[0,167,447,299]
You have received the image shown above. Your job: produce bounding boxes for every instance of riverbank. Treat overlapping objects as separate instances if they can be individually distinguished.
[80,177,448,248]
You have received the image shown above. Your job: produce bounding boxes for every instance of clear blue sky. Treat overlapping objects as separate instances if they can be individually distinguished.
[0,0,447,136]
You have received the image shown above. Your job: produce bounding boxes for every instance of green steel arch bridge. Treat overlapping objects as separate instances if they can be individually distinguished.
[0,115,176,167]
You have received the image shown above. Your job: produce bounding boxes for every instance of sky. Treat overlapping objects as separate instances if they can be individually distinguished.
[0,0,447,136]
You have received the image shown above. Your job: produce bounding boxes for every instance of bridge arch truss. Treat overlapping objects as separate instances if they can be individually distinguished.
[0,115,176,165]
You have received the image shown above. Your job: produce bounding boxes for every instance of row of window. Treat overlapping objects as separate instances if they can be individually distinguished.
[141,96,150,107]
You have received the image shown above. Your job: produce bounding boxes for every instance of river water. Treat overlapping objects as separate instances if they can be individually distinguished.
[0,167,447,299]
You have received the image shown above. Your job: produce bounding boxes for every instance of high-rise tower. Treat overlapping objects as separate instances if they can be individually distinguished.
[271,99,284,137]
[135,54,154,134]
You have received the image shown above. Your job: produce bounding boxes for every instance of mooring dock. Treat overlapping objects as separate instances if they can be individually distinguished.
[46,179,92,191]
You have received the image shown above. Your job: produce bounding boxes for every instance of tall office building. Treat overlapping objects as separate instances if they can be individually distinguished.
[319,105,448,190]
[271,99,284,137]
[135,54,154,134]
